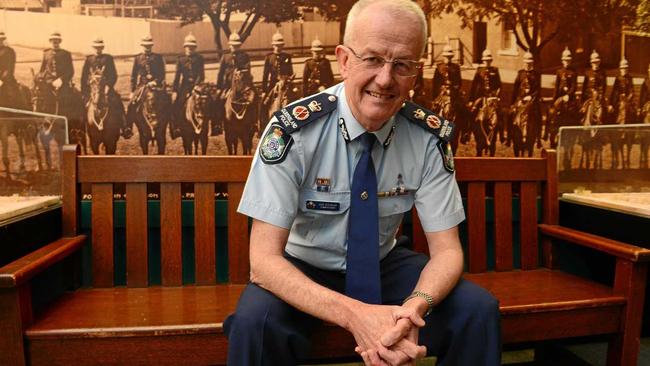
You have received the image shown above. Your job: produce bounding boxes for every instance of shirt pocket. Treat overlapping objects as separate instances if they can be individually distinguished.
[299,189,350,215]
[378,194,413,217]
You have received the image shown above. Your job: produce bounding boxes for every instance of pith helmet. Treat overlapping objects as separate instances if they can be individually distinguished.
[620,58,629,69]
[228,33,242,46]
[141,35,154,46]
[184,33,197,47]
[92,36,104,48]
[481,49,493,61]
[561,47,572,61]
[442,44,453,57]
[271,31,284,45]
[49,31,62,41]
[590,50,601,63]
[310,38,323,52]
[523,52,534,63]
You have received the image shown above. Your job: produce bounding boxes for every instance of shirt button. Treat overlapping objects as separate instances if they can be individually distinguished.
[361,191,368,200]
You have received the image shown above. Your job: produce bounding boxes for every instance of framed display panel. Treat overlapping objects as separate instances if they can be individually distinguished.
[0,107,67,225]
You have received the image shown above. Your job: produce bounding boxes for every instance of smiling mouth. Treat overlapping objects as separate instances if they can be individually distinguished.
[366,90,396,100]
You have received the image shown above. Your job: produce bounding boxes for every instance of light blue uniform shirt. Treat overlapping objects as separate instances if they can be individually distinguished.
[238,83,465,271]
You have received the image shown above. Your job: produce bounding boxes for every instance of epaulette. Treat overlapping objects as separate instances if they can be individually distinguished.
[399,100,455,142]
[272,92,338,135]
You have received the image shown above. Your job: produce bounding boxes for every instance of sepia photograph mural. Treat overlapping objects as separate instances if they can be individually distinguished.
[0,0,649,185]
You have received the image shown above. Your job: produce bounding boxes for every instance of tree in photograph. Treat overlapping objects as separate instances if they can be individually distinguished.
[157,0,304,54]
[425,0,640,61]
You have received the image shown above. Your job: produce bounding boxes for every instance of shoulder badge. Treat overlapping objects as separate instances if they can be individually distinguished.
[437,140,455,173]
[399,101,455,142]
[272,92,337,134]
[259,123,294,165]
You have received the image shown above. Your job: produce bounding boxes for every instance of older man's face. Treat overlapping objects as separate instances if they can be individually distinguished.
[336,6,421,131]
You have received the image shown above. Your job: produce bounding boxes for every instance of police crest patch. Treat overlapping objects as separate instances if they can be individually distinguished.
[437,140,455,173]
[260,124,293,164]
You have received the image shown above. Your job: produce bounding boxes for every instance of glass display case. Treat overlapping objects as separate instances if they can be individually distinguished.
[557,123,650,218]
[0,107,67,225]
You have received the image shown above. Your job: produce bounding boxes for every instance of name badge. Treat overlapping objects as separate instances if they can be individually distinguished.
[305,200,340,211]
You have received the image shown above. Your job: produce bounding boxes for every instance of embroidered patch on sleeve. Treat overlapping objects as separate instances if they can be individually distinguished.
[260,124,294,165]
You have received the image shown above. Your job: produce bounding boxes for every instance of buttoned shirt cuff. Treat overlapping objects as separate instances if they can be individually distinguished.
[419,208,465,233]
[237,199,295,230]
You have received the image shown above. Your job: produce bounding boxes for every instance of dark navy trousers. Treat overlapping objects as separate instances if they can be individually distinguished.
[224,244,501,365]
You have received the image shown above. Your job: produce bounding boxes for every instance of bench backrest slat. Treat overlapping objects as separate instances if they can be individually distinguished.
[126,183,148,287]
[467,182,487,273]
[195,182,217,285]
[161,183,183,286]
[494,182,514,271]
[227,182,249,284]
[91,183,114,288]
[519,181,539,270]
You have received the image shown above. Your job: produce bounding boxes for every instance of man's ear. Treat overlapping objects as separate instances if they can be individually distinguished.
[335,45,350,80]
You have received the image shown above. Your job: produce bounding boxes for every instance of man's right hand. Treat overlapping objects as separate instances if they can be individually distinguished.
[347,303,426,365]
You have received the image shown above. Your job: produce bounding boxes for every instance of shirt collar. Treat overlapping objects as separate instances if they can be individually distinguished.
[337,84,396,148]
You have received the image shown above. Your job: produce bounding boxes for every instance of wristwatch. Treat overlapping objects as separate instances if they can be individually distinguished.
[403,290,434,317]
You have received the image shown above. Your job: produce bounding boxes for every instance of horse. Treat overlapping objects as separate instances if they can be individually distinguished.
[85,66,123,155]
[547,97,581,169]
[471,96,501,156]
[431,85,468,154]
[0,82,41,178]
[577,93,606,170]
[180,83,214,155]
[609,94,636,169]
[31,72,85,169]
[640,102,650,168]
[132,84,171,155]
[263,74,294,128]
[224,69,258,155]
[509,98,539,157]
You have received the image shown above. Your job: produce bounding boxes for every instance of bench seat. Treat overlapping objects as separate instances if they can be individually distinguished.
[24,269,625,365]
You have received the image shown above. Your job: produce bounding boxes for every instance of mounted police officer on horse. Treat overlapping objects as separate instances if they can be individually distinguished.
[432,45,462,101]
[39,31,75,109]
[581,50,607,105]
[0,31,19,108]
[469,49,501,113]
[302,38,334,97]
[510,52,542,154]
[172,33,205,138]
[262,32,293,97]
[216,33,251,98]
[127,35,166,133]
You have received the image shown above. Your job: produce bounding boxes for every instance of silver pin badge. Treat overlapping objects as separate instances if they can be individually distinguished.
[360,191,369,200]
[328,95,337,102]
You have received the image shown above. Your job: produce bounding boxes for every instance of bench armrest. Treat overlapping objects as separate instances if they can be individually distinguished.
[539,224,650,263]
[0,235,87,288]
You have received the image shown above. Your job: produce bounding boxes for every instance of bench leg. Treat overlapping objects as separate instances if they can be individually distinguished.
[607,260,647,366]
[0,285,31,366]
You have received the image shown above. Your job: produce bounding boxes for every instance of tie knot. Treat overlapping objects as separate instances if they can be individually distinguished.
[359,133,375,153]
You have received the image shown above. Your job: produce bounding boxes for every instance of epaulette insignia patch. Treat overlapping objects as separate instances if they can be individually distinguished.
[272,92,338,134]
[399,100,455,142]
[437,140,455,173]
[259,123,294,165]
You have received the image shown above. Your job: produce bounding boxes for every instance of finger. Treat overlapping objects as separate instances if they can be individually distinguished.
[394,307,425,328]
[395,339,427,360]
[380,319,411,347]
[377,343,409,366]
[359,351,372,366]
[367,349,389,366]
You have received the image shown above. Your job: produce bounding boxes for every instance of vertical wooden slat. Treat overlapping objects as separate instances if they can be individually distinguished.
[92,183,114,287]
[161,183,182,286]
[228,183,249,284]
[195,183,216,285]
[467,182,487,273]
[494,182,513,271]
[0,286,28,366]
[126,183,148,287]
[411,210,428,255]
[519,182,538,270]
[62,144,80,237]
[542,150,559,269]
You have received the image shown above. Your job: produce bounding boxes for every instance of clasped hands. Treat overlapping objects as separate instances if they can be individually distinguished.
[349,303,427,366]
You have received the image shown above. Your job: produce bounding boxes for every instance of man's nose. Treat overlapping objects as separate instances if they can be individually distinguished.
[374,62,394,88]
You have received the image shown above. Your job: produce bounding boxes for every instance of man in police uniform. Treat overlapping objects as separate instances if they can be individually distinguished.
[469,49,501,112]
[581,50,607,105]
[127,35,166,130]
[216,33,251,97]
[546,47,578,146]
[510,51,542,150]
[172,34,205,137]
[224,1,500,365]
[0,31,19,107]
[610,59,635,121]
[262,31,293,96]
[432,44,461,101]
[302,38,335,97]
[39,31,74,95]
[80,37,128,137]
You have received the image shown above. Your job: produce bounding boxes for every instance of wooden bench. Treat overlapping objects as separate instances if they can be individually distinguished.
[1,145,649,365]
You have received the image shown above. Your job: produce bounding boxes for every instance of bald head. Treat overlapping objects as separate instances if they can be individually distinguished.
[344,0,427,58]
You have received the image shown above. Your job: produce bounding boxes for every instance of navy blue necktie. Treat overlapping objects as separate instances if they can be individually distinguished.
[346,133,381,304]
